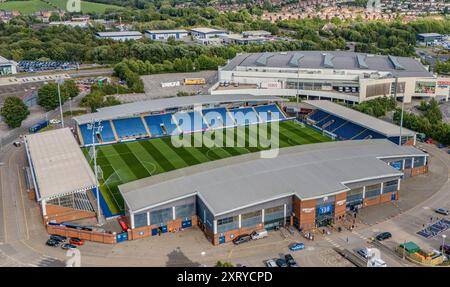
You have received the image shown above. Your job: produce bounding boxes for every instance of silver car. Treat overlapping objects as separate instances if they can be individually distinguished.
[435,208,449,215]
[265,259,278,267]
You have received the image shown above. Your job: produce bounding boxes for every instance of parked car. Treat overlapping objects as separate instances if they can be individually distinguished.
[49,118,61,124]
[69,238,85,246]
[46,239,60,247]
[50,235,67,242]
[435,208,449,216]
[437,143,446,149]
[375,232,392,241]
[250,229,268,240]
[289,242,305,251]
[426,138,433,144]
[369,258,387,267]
[61,243,77,250]
[265,259,278,267]
[232,234,251,245]
[275,258,288,267]
[13,141,21,147]
[440,244,450,255]
[284,254,298,267]
[356,248,369,259]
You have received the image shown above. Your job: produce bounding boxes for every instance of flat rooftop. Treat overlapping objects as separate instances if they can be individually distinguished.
[191,27,227,34]
[145,29,188,34]
[303,100,415,137]
[120,139,426,216]
[73,94,287,125]
[221,51,433,78]
[25,128,96,201]
[95,31,142,37]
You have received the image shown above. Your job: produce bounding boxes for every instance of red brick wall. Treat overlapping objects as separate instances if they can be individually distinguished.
[211,223,264,245]
[334,192,346,221]
[411,165,428,176]
[45,204,96,223]
[363,196,380,207]
[379,192,392,204]
[127,215,198,241]
[299,199,316,229]
[47,225,116,244]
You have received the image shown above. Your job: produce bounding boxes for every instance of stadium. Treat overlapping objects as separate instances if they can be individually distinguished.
[211,51,450,104]
[24,94,429,245]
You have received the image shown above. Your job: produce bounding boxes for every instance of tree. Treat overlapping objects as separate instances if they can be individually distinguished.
[80,91,106,112]
[0,96,30,128]
[214,261,234,267]
[63,80,80,99]
[37,83,64,111]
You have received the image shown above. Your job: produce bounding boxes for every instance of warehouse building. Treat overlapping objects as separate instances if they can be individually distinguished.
[144,29,189,41]
[95,31,143,41]
[0,55,17,75]
[191,27,228,39]
[212,51,450,103]
[121,140,428,245]
[416,33,443,45]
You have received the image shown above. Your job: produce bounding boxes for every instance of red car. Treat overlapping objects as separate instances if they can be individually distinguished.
[69,238,85,246]
[426,138,433,144]
[118,217,129,232]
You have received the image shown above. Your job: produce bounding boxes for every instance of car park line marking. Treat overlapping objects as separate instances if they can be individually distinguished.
[17,166,29,240]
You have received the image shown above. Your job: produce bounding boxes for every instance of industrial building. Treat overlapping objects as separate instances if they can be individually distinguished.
[416,33,443,45]
[95,31,143,41]
[144,29,189,41]
[121,139,428,245]
[212,51,450,103]
[190,27,228,39]
[0,55,17,75]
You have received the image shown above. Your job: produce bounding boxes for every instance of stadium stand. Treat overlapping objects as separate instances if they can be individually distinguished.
[113,118,148,139]
[174,111,209,133]
[78,124,98,145]
[254,104,286,122]
[230,107,260,126]
[203,107,235,129]
[78,121,117,145]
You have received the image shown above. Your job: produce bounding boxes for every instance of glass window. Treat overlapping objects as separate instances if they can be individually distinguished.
[241,210,262,228]
[383,180,398,193]
[217,216,239,233]
[175,203,195,219]
[265,206,285,222]
[414,157,425,167]
[150,208,173,226]
[134,212,148,228]
[404,158,412,169]
[365,183,381,198]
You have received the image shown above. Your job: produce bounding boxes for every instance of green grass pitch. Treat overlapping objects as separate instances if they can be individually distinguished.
[82,121,332,215]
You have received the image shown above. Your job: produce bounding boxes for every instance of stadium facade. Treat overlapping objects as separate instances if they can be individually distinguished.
[121,140,428,245]
[211,51,450,104]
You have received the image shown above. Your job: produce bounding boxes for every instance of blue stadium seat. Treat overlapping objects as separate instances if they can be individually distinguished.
[334,122,366,140]
[158,113,179,135]
[144,115,164,137]
[174,111,208,133]
[203,107,235,129]
[113,117,148,139]
[352,129,384,140]
[308,110,329,122]
[99,121,117,142]
[230,107,260,126]
[78,124,97,145]
[254,104,286,122]
[322,116,346,131]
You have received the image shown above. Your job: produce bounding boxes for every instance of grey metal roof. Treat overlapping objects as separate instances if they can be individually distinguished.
[73,94,287,125]
[145,29,188,34]
[221,51,433,78]
[95,31,142,37]
[303,100,415,137]
[119,139,426,216]
[24,128,96,201]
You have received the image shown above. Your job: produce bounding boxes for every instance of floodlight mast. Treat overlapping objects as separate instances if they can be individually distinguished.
[88,119,104,226]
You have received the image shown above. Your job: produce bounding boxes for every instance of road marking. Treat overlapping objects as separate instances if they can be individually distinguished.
[17,165,29,240]
[324,237,341,248]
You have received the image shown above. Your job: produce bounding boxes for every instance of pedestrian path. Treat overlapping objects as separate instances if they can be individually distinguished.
[324,237,341,248]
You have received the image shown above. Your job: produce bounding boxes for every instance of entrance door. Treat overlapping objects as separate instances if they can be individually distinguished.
[218,236,225,244]
[182,220,192,228]
[391,192,396,201]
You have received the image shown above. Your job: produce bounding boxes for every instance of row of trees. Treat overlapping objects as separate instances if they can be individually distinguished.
[352,97,397,118]
[37,80,80,111]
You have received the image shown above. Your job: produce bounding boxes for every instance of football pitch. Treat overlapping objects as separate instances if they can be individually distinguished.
[82,121,331,215]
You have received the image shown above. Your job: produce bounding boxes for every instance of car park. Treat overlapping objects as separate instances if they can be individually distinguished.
[375,232,392,241]
[284,254,298,267]
[61,243,77,250]
[289,242,305,251]
[435,208,449,215]
[265,259,278,267]
[46,239,60,247]
[275,258,288,267]
[232,234,251,245]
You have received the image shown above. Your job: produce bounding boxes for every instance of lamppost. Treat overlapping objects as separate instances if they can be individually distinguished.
[442,234,447,262]
[56,79,65,128]
[87,119,103,226]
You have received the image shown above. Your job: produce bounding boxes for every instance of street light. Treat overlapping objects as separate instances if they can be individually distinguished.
[87,119,103,226]
[56,79,65,128]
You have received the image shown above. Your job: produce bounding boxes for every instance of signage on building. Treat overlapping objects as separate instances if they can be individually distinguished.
[390,162,402,170]
[437,81,450,89]
[336,200,346,206]
[161,81,181,88]
[302,208,314,213]
[318,205,332,215]
[260,82,281,89]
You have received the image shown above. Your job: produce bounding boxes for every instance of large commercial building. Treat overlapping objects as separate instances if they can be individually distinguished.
[212,51,450,103]
[95,31,143,41]
[144,29,189,41]
[121,140,428,245]
[0,55,17,75]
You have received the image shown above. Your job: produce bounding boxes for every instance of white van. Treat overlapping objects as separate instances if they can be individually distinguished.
[370,258,387,267]
[251,229,268,240]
